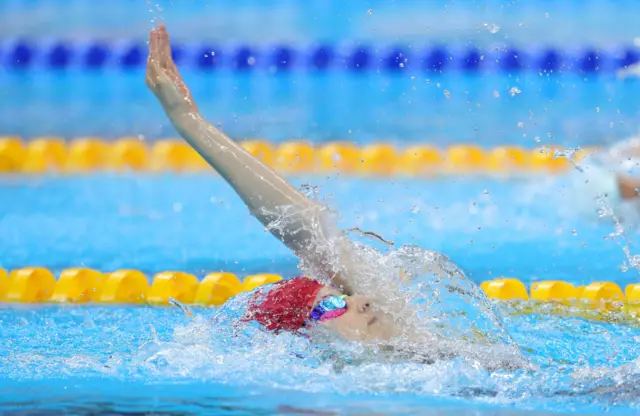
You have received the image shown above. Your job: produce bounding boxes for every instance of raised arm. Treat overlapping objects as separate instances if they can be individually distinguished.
[145,24,355,292]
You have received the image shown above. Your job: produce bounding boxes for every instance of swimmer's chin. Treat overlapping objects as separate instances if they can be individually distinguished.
[367,316,378,326]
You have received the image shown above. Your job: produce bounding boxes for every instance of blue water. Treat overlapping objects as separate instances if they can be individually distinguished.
[1,304,639,415]
[2,174,640,414]
[2,0,640,48]
[1,175,638,284]
[2,71,640,145]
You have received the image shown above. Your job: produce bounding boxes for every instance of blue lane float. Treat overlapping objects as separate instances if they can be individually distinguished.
[1,39,639,74]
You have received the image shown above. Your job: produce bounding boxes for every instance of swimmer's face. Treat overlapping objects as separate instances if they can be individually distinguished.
[310,286,394,342]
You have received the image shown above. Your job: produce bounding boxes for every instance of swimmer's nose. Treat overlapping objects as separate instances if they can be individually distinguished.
[360,301,371,314]
[348,296,371,314]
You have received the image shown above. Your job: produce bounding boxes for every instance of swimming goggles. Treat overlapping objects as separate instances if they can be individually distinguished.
[309,295,348,322]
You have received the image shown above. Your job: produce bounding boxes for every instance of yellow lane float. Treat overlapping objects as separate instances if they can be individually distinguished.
[2,266,638,325]
[0,136,601,177]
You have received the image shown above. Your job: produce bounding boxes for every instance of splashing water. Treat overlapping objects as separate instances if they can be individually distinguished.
[509,87,522,97]
[564,139,640,274]
[483,23,501,34]
[146,0,165,26]
[595,193,640,276]
[251,186,531,372]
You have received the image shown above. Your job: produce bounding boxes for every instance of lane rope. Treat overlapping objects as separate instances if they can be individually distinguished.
[0,136,595,176]
[1,40,637,74]
[1,267,639,324]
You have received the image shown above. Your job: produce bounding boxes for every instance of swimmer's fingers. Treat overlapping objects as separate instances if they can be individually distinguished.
[155,23,183,81]
[146,25,174,90]
[156,25,192,100]
[147,24,170,70]
[146,27,161,89]
[156,23,174,71]
[148,26,161,65]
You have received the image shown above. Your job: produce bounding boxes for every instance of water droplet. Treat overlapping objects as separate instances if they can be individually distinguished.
[493,90,500,98]
[425,78,430,84]
[411,205,421,214]
[517,121,524,128]
[247,56,256,66]
[483,189,489,195]
[509,87,522,97]
[545,12,549,18]
[399,62,404,68]
[444,90,451,99]
[572,229,578,236]
[596,107,600,113]
[367,9,373,15]
[534,136,541,143]
[483,23,501,34]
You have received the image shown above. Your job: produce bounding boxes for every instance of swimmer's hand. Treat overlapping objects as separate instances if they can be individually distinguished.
[146,23,198,115]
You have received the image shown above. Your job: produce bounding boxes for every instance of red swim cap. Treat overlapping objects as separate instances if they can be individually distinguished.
[245,277,324,333]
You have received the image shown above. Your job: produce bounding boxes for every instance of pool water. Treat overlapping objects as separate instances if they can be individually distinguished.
[1,304,639,415]
[2,174,639,283]
[2,71,640,146]
[2,174,640,414]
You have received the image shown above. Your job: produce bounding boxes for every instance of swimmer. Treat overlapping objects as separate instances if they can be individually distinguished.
[146,24,528,370]
[146,23,394,342]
